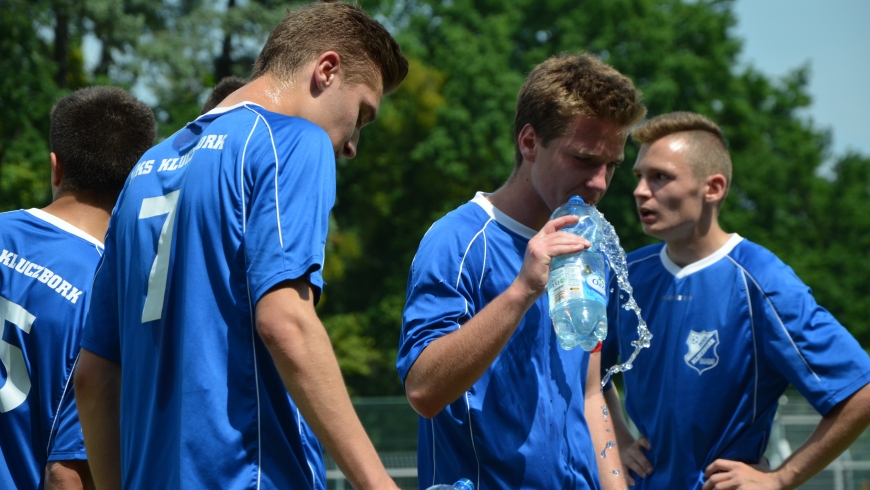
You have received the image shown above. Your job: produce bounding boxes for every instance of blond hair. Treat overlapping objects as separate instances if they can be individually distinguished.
[632,112,732,189]
[513,53,646,166]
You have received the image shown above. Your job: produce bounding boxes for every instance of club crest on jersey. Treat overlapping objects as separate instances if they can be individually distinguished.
[684,330,719,375]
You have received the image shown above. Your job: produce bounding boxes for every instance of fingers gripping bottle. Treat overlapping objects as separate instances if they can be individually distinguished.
[547,196,607,351]
[426,478,474,490]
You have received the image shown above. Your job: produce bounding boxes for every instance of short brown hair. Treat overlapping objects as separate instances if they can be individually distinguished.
[50,86,156,203]
[632,112,732,189]
[513,53,646,166]
[201,76,247,115]
[252,1,408,94]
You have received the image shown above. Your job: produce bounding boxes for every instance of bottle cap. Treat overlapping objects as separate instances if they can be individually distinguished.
[569,195,584,204]
[453,479,474,490]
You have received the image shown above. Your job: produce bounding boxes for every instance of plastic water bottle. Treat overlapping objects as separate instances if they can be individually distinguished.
[547,196,607,351]
[425,478,474,490]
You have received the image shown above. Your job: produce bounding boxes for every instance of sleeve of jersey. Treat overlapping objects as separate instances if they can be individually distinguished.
[80,221,122,363]
[756,266,870,415]
[243,122,336,306]
[396,224,481,386]
[601,271,620,390]
[47,382,86,461]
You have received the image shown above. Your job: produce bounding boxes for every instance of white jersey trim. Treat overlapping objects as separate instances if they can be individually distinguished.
[471,192,536,239]
[726,256,822,383]
[199,100,264,118]
[25,209,104,247]
[660,234,743,279]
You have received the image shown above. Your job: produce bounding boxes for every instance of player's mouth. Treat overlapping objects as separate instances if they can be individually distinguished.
[638,207,656,223]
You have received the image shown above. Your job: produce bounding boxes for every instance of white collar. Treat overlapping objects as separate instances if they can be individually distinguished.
[471,192,537,239]
[25,209,104,247]
[660,233,743,279]
[199,101,265,118]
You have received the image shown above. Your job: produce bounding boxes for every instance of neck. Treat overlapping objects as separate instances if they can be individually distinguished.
[487,168,551,231]
[41,193,112,243]
[665,218,731,268]
[218,74,302,116]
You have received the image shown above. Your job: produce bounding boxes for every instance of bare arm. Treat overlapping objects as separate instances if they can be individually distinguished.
[703,382,870,490]
[74,350,121,490]
[603,383,653,486]
[586,351,628,489]
[405,215,588,418]
[45,460,94,490]
[256,279,397,490]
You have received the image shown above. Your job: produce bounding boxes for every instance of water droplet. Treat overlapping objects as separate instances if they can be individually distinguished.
[612,470,620,475]
[601,405,609,419]
[600,440,616,458]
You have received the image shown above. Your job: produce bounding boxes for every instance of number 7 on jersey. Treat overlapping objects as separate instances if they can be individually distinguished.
[138,190,180,323]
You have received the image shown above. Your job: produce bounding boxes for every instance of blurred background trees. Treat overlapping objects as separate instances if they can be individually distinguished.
[2,0,867,395]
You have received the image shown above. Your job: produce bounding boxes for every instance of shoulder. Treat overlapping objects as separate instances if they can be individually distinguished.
[727,238,805,293]
[420,202,495,251]
[0,209,26,225]
[627,242,663,268]
[241,107,330,147]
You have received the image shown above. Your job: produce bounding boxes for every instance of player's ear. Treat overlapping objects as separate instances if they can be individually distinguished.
[704,173,727,205]
[50,152,63,189]
[518,124,540,165]
[311,51,341,93]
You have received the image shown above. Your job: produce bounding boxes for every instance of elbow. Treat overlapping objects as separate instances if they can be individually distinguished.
[405,381,444,419]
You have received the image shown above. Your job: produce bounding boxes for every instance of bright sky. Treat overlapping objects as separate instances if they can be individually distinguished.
[732,0,870,158]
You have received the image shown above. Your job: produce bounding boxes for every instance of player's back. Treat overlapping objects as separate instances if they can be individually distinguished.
[82,103,334,489]
[0,209,103,489]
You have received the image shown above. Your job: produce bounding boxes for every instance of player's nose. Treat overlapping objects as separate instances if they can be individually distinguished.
[634,177,651,198]
[342,130,360,159]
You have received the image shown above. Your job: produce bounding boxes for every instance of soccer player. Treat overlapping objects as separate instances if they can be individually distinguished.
[0,86,155,489]
[398,53,646,489]
[603,112,870,489]
[74,2,408,489]
[201,76,247,115]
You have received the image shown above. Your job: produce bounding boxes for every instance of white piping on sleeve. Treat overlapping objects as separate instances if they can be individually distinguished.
[240,108,263,488]
[738,269,759,423]
[240,115,260,232]
[243,106,284,248]
[455,219,493,289]
[465,391,481,490]
[46,353,80,454]
[431,418,437,487]
[726,256,821,383]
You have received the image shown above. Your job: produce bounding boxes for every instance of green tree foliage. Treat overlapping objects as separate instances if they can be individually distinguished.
[318,0,870,395]
[2,0,867,395]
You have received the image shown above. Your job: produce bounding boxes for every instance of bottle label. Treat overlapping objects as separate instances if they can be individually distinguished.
[549,265,606,305]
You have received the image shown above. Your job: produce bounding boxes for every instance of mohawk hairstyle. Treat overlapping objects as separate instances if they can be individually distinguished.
[632,111,732,189]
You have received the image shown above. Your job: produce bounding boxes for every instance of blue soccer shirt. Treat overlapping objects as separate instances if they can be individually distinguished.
[603,234,870,489]
[81,103,332,489]
[0,209,103,489]
[398,193,601,490]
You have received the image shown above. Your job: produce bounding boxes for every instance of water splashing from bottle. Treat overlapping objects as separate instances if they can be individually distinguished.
[588,207,653,388]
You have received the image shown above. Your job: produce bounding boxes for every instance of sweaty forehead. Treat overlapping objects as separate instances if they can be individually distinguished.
[563,116,628,158]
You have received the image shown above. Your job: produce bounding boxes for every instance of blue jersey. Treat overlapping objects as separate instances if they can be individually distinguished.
[0,209,102,489]
[398,193,601,490]
[603,234,870,489]
[81,103,333,489]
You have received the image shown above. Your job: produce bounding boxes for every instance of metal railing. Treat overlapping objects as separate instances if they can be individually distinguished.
[322,392,870,489]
